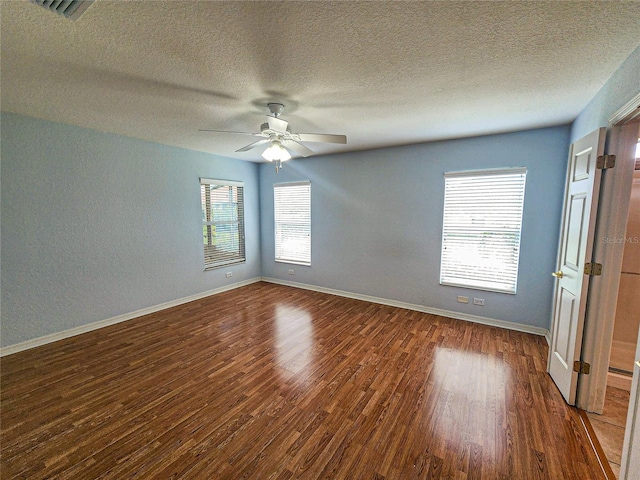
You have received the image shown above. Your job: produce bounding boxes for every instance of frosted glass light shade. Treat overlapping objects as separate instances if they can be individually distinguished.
[262,141,291,162]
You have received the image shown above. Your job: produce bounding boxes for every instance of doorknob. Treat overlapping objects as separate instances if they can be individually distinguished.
[552,271,564,279]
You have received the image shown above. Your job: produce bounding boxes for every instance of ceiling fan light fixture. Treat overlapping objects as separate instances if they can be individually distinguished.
[262,141,291,162]
[200,103,346,167]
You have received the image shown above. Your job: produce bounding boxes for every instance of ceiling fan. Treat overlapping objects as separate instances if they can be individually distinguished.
[200,103,347,171]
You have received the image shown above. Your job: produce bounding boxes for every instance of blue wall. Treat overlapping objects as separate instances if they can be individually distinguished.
[260,126,571,330]
[3,42,637,349]
[571,44,640,142]
[1,113,261,348]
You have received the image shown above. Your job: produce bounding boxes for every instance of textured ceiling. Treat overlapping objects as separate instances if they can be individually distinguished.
[2,1,640,162]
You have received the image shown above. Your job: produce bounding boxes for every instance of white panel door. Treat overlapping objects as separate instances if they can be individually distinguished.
[548,128,605,405]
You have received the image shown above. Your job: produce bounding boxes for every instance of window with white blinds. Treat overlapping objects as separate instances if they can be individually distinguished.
[274,182,311,265]
[200,178,245,270]
[440,168,527,294]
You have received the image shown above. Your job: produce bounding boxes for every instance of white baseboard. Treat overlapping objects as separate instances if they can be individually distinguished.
[261,277,550,338]
[2,276,551,357]
[0,277,262,357]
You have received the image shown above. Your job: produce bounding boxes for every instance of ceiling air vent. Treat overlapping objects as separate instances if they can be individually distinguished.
[31,0,94,21]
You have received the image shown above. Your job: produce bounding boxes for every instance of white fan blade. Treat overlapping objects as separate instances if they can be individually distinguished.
[267,116,289,134]
[236,139,271,152]
[199,129,264,136]
[282,140,314,157]
[296,133,347,144]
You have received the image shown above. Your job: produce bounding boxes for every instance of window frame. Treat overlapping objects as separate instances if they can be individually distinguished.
[200,178,246,270]
[274,181,311,266]
[440,167,527,294]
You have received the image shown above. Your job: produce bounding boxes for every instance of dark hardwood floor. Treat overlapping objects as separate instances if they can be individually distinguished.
[1,282,604,479]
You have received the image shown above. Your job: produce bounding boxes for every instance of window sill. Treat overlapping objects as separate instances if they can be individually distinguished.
[275,259,311,267]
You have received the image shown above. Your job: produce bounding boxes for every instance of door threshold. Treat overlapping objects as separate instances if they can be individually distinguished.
[577,409,617,480]
[609,366,633,376]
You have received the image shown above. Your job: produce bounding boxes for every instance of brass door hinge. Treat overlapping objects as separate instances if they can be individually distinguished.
[584,262,602,276]
[573,361,591,374]
[597,155,616,169]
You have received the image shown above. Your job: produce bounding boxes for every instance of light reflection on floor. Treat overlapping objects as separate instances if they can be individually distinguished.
[432,346,510,447]
[274,304,314,375]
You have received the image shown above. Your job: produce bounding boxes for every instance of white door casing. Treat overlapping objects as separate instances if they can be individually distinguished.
[620,333,640,480]
[619,118,640,480]
[548,128,605,405]
[621,339,640,479]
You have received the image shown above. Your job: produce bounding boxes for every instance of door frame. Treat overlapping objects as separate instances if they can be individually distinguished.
[576,92,640,412]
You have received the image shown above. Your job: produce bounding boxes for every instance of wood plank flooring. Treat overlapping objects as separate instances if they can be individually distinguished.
[1,282,605,479]
[586,383,631,478]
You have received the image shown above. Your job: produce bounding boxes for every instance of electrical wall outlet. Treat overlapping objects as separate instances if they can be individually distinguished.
[288,269,295,275]
[225,272,232,278]
[457,295,469,304]
[473,298,485,306]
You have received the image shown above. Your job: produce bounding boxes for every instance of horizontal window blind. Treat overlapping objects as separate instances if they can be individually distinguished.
[274,182,311,265]
[440,168,527,294]
[200,179,245,270]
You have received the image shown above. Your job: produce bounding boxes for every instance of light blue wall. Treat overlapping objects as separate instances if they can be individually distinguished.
[1,113,261,348]
[260,126,571,330]
[571,44,640,142]
[3,44,638,350]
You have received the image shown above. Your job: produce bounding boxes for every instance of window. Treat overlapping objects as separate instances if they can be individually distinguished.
[200,178,245,270]
[440,168,527,294]
[274,182,311,265]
